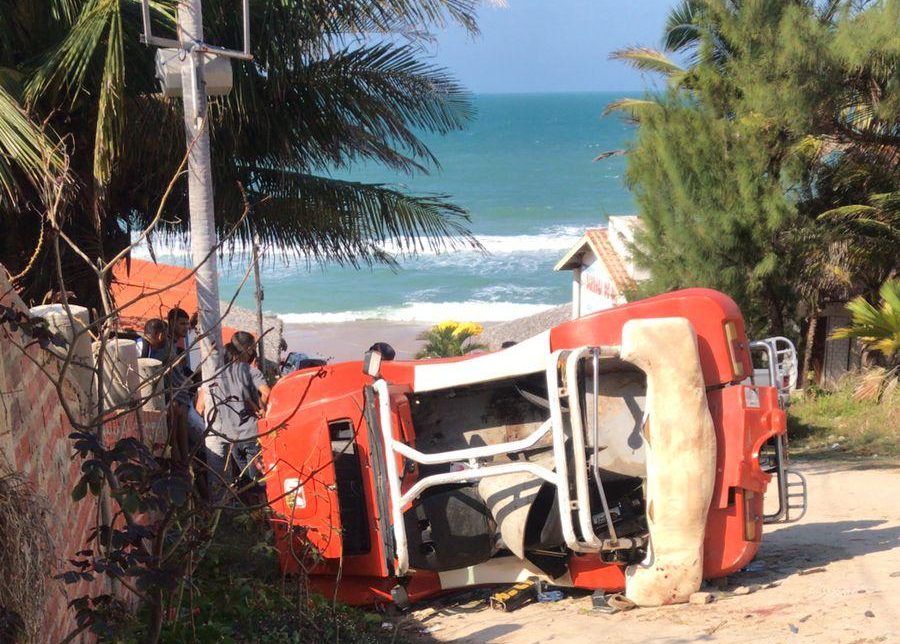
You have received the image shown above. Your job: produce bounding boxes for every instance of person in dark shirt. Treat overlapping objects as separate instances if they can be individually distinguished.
[140,318,169,360]
[163,308,194,469]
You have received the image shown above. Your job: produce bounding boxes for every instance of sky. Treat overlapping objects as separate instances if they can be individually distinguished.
[426,0,675,93]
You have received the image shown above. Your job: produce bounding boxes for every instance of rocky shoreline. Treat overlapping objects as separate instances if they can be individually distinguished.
[220,300,284,363]
[476,303,571,349]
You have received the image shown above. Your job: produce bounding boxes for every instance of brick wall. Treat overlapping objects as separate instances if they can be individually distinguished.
[0,269,165,642]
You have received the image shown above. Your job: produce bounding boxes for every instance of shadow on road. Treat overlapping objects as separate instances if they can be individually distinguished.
[746,519,900,583]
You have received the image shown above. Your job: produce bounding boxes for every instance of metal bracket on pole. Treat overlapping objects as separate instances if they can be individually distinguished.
[139,0,253,60]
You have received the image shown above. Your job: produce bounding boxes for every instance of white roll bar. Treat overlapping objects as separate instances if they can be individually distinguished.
[373,346,623,574]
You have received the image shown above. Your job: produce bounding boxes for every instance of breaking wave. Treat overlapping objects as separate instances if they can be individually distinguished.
[279,300,557,324]
[129,226,585,263]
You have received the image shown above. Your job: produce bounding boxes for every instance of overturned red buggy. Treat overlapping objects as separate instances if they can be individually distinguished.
[259,289,806,607]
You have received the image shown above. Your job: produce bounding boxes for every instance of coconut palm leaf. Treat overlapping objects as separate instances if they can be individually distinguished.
[663,0,703,54]
[831,279,900,360]
[210,169,480,263]
[609,47,684,77]
[216,43,472,175]
[819,191,900,243]
[0,83,59,206]
[26,0,172,193]
[275,0,480,40]
[602,98,662,120]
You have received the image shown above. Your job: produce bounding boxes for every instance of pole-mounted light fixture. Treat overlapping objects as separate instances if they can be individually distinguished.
[139,0,252,102]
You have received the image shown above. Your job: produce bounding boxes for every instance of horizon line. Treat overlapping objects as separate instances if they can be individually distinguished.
[468,89,645,96]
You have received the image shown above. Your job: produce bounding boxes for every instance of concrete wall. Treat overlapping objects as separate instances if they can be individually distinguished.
[0,268,165,642]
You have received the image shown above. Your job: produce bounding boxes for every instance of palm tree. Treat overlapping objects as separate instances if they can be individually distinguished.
[831,279,900,363]
[1,0,482,310]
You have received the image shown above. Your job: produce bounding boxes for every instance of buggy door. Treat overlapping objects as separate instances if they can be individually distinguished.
[277,411,343,559]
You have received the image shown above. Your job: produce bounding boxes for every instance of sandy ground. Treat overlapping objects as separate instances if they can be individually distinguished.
[402,460,900,644]
[281,309,577,363]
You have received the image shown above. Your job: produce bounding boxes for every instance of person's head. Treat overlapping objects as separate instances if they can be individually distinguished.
[143,318,168,349]
[224,343,240,364]
[167,308,190,340]
[368,342,396,361]
[230,331,258,364]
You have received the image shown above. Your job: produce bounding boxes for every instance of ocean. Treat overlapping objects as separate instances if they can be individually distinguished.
[141,92,638,323]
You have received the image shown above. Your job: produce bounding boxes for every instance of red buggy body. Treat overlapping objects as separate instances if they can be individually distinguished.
[259,289,805,606]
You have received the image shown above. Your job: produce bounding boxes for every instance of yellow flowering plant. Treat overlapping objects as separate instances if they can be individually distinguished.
[416,320,487,358]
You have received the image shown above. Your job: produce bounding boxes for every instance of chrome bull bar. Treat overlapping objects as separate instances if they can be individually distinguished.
[750,339,807,524]
[763,434,808,524]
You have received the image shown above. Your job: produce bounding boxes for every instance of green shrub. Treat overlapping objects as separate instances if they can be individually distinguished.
[416,321,487,358]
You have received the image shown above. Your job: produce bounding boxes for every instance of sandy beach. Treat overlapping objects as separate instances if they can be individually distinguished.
[280,304,571,364]
[283,320,432,362]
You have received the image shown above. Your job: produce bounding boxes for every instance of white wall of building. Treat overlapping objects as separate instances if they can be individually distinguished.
[578,249,621,315]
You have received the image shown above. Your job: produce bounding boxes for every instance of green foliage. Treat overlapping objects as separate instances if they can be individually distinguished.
[819,191,900,245]
[610,0,899,338]
[152,516,402,644]
[0,83,61,206]
[625,96,796,333]
[788,372,899,458]
[831,279,900,360]
[415,320,487,358]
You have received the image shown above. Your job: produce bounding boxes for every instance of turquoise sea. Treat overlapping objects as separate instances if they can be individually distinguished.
[143,92,639,322]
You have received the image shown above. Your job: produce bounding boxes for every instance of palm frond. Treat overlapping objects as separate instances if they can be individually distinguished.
[26,0,118,104]
[819,191,900,242]
[664,0,702,53]
[26,0,175,196]
[25,0,124,198]
[609,47,685,77]
[207,169,480,264]
[0,84,60,206]
[92,0,124,190]
[215,43,473,176]
[831,279,900,359]
[603,98,662,120]
[306,0,480,37]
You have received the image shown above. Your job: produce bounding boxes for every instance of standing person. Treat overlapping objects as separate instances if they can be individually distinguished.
[167,308,191,360]
[165,308,194,469]
[203,331,271,503]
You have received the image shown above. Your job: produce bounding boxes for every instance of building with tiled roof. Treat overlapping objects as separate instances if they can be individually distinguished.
[554,215,647,318]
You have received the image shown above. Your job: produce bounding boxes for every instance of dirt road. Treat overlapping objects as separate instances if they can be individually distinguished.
[406,460,900,643]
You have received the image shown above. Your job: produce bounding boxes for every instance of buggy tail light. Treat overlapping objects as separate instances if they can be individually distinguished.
[724,321,745,379]
[743,490,759,541]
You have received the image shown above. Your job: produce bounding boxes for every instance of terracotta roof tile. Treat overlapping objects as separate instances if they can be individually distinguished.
[584,228,635,294]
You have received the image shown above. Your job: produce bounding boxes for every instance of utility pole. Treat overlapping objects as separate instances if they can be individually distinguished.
[177,0,223,383]
[140,0,251,384]
[251,233,266,369]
